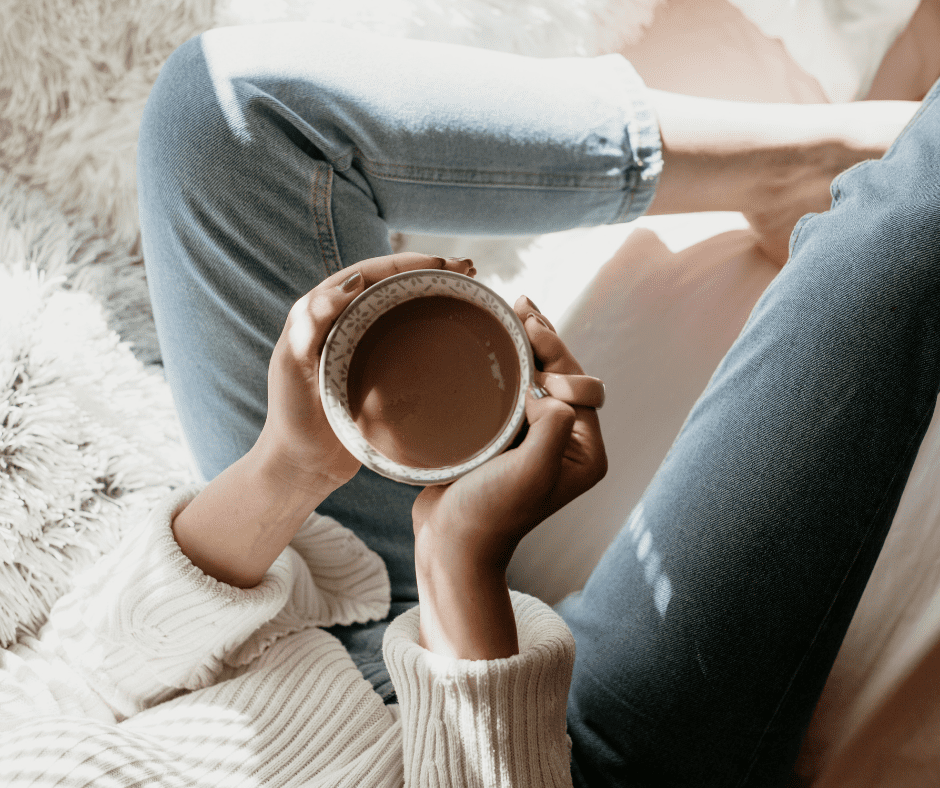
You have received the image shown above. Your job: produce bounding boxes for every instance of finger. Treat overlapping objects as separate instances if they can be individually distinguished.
[321,252,473,291]
[520,310,585,376]
[513,294,556,332]
[286,269,366,363]
[528,384,608,503]
[442,257,476,278]
[534,371,606,409]
[507,385,577,498]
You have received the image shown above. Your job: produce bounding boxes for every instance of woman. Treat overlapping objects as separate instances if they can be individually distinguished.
[2,22,938,787]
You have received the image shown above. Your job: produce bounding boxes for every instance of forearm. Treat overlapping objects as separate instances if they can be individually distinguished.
[172,427,340,588]
[415,539,519,660]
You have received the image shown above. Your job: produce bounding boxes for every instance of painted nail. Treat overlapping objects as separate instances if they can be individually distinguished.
[524,295,542,313]
[526,312,551,329]
[340,271,362,292]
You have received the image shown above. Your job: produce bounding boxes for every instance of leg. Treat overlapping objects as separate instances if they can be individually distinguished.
[137,22,661,699]
[866,0,940,101]
[137,20,924,710]
[558,82,940,786]
[647,90,918,263]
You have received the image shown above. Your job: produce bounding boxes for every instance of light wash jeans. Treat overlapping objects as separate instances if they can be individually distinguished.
[138,22,940,787]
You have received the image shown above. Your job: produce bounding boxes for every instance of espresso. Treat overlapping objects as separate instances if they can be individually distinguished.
[346,295,520,468]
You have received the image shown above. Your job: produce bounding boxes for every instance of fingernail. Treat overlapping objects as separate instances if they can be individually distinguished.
[340,271,362,292]
[526,312,550,329]
[524,295,542,313]
[447,256,473,264]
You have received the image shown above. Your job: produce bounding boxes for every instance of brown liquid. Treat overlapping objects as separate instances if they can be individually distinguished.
[347,295,520,468]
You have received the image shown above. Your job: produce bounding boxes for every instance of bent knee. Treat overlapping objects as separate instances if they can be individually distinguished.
[137,27,340,203]
[137,34,224,196]
[790,151,940,300]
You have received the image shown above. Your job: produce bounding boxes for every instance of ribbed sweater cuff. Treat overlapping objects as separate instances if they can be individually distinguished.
[383,591,575,788]
[46,486,296,717]
[46,485,391,719]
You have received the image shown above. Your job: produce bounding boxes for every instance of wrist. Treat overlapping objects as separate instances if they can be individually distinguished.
[253,423,348,500]
[171,439,337,589]
[413,508,520,578]
[415,545,518,660]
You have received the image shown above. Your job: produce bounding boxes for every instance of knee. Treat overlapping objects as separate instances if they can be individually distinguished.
[137,28,339,212]
[137,34,222,204]
[822,116,940,278]
[137,29,282,206]
[788,154,940,310]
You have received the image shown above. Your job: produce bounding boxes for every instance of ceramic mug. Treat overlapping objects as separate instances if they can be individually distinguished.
[320,268,603,485]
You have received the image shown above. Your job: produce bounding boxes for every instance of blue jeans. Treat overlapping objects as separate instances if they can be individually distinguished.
[138,23,940,787]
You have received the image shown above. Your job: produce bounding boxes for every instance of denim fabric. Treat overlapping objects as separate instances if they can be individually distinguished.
[138,21,940,786]
[558,80,940,787]
[137,22,659,705]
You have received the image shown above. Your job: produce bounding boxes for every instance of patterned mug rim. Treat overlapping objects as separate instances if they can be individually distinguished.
[319,269,534,486]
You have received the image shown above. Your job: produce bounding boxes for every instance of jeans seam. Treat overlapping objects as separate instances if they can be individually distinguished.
[828,157,872,205]
[309,164,344,276]
[788,213,812,259]
[357,154,628,191]
[736,404,937,788]
[616,167,656,224]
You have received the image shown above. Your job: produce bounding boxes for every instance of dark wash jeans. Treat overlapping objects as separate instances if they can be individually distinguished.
[137,22,940,787]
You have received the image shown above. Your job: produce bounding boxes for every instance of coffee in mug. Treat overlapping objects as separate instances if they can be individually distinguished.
[320,269,533,485]
[346,294,520,468]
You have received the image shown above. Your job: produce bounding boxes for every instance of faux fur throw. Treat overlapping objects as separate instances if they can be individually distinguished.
[0,0,660,646]
[0,175,192,646]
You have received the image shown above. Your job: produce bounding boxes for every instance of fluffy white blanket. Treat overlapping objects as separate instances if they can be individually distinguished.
[0,177,191,644]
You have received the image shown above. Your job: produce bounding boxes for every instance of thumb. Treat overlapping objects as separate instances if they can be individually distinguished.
[287,270,365,363]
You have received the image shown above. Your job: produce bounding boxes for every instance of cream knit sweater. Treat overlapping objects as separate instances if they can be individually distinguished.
[0,487,576,787]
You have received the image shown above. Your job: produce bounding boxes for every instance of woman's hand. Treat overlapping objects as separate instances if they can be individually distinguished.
[412,296,607,659]
[173,252,474,588]
[260,252,475,495]
[413,295,607,569]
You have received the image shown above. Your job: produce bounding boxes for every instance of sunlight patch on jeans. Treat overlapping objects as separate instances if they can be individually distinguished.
[201,32,250,143]
[626,503,673,618]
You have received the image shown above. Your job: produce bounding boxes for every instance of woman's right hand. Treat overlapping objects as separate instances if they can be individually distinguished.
[259,252,476,496]
[173,252,475,589]
[411,296,607,659]
[413,295,607,571]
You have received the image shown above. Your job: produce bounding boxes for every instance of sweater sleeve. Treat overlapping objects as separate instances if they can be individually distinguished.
[383,590,576,788]
[10,485,390,721]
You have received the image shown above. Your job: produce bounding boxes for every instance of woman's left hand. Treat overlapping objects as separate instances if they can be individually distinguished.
[412,296,608,574]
